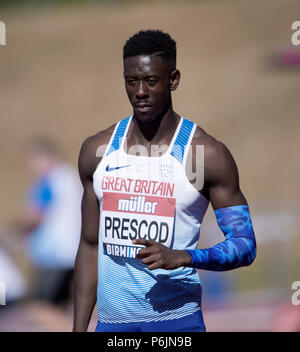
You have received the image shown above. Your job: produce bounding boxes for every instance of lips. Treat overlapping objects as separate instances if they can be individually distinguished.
[135,103,152,108]
[135,103,152,112]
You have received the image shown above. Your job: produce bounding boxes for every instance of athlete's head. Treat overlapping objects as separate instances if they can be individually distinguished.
[123,30,180,122]
[24,137,61,178]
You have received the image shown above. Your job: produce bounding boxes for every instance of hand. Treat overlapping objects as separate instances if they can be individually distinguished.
[132,239,192,270]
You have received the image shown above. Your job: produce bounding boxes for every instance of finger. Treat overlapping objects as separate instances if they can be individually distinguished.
[132,239,154,247]
[141,254,159,265]
[147,260,163,270]
[136,247,155,259]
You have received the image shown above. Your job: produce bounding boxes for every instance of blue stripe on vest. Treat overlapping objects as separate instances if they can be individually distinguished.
[106,116,131,156]
[170,119,194,164]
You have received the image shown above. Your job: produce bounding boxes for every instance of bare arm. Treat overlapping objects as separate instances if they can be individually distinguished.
[181,138,256,271]
[204,138,247,210]
[73,138,100,332]
[12,208,43,234]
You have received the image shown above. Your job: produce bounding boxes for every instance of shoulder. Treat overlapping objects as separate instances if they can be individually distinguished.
[78,123,116,181]
[191,124,238,182]
[80,124,116,159]
[192,125,231,160]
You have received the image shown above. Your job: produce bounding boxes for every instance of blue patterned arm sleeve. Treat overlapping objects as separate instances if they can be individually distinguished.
[185,205,257,271]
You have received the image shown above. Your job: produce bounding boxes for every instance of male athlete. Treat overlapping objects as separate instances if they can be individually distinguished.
[73,30,256,332]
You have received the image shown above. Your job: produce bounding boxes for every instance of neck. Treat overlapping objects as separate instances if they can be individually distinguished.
[133,104,176,142]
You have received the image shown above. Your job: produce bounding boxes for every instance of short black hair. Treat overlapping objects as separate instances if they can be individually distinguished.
[123,30,176,66]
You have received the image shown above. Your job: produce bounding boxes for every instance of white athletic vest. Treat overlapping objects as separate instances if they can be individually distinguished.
[93,115,209,323]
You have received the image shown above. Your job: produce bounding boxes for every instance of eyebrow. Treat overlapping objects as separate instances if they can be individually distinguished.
[124,74,159,79]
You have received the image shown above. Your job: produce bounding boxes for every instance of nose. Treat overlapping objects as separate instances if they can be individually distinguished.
[136,80,149,100]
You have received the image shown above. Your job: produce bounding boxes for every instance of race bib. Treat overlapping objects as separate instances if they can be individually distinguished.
[101,191,176,259]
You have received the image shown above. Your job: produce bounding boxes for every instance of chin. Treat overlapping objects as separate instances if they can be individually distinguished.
[133,110,158,123]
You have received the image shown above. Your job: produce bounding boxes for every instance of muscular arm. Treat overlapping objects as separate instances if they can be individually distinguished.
[204,138,247,209]
[185,138,257,271]
[73,125,115,331]
[72,138,100,332]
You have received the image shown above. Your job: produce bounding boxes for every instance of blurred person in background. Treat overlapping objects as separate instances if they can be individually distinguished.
[0,244,27,306]
[13,137,82,306]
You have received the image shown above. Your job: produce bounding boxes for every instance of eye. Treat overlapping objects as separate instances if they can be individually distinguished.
[126,78,136,85]
[147,78,158,86]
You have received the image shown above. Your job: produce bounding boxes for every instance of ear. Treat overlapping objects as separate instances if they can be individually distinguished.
[169,69,181,91]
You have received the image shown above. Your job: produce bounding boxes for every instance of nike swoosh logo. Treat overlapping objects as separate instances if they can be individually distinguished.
[105,164,130,172]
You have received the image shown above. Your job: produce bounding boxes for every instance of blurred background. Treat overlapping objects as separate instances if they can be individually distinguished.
[0,0,299,332]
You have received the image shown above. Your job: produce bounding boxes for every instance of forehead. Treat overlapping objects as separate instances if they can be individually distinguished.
[123,55,169,76]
